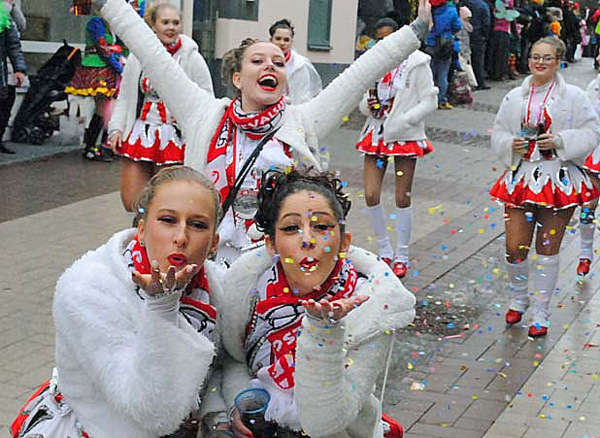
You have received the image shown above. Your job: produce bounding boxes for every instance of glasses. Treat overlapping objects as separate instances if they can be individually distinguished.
[530,54,559,63]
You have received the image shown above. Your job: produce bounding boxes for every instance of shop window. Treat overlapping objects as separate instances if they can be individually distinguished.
[218,0,259,21]
[307,0,332,51]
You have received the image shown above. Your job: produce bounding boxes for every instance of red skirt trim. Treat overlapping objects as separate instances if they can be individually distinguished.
[118,135,185,165]
[356,131,434,157]
[490,171,599,209]
[583,152,600,174]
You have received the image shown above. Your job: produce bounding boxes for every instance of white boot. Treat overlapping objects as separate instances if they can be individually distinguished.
[395,206,413,264]
[366,204,393,259]
[506,259,529,312]
[530,254,559,327]
[579,209,595,261]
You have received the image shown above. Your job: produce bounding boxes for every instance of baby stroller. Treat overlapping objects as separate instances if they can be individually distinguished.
[11,42,81,145]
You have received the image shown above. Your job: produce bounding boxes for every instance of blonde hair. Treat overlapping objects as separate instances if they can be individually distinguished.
[221,38,258,94]
[144,1,181,27]
[532,36,566,59]
[134,165,222,227]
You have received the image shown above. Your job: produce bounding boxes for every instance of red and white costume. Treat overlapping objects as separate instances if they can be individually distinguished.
[100,0,425,263]
[583,73,600,174]
[356,51,438,157]
[109,35,214,166]
[220,246,416,437]
[11,230,225,438]
[490,74,600,209]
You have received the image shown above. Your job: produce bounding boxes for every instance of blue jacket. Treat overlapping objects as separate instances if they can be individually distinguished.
[426,3,462,47]
[0,21,26,90]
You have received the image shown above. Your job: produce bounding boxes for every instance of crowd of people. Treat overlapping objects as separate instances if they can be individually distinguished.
[6,0,600,437]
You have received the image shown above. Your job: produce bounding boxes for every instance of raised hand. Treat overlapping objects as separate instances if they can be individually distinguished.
[132,261,201,296]
[302,295,370,323]
[417,0,432,28]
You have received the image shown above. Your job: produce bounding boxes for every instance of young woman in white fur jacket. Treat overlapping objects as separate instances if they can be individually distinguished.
[574,54,600,277]
[219,169,416,438]
[268,19,323,104]
[356,17,438,280]
[108,2,214,212]
[11,167,230,438]
[93,0,432,264]
[490,37,600,338]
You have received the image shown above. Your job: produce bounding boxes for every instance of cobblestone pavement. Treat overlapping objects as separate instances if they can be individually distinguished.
[1,60,600,437]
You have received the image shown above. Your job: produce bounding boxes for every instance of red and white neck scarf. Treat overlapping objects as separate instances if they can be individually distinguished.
[206,97,287,203]
[245,259,359,390]
[123,235,217,339]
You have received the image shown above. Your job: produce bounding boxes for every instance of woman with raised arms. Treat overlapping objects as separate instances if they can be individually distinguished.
[91,0,432,264]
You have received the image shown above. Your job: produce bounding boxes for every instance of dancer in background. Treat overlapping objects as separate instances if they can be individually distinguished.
[268,18,322,104]
[357,17,437,278]
[109,1,213,212]
[577,51,600,276]
[490,37,600,337]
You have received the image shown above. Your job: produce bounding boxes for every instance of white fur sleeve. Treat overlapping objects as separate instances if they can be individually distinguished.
[402,62,438,125]
[100,0,212,137]
[491,92,520,169]
[555,87,600,163]
[300,25,420,141]
[53,261,216,435]
[294,317,388,436]
[108,56,137,135]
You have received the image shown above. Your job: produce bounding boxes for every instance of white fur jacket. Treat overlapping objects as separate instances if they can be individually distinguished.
[100,0,422,172]
[358,50,438,142]
[491,73,600,169]
[53,229,226,438]
[108,34,214,139]
[219,246,416,438]
[285,49,323,105]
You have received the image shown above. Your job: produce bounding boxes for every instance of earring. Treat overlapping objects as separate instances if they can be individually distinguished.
[139,240,145,247]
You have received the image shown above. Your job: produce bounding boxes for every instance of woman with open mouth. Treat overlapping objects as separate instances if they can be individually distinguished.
[268,18,322,104]
[220,168,416,438]
[89,0,432,265]
[108,2,214,213]
[11,166,232,438]
[490,37,600,338]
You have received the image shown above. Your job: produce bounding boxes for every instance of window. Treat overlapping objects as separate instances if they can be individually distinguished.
[307,0,332,51]
[218,0,259,21]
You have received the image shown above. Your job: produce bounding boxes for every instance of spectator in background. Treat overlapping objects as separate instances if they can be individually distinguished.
[0,1,26,154]
[425,0,462,109]
[488,0,516,81]
[462,0,491,90]
[562,1,581,62]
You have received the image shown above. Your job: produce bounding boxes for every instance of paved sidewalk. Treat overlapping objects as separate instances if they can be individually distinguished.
[1,59,599,438]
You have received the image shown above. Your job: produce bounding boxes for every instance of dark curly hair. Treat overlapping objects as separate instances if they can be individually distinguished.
[255,168,352,239]
[268,19,295,38]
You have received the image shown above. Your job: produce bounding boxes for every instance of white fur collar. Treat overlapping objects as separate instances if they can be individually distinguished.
[220,245,416,361]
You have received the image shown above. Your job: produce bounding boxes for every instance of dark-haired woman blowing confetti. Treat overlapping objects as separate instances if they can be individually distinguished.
[220,169,416,438]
